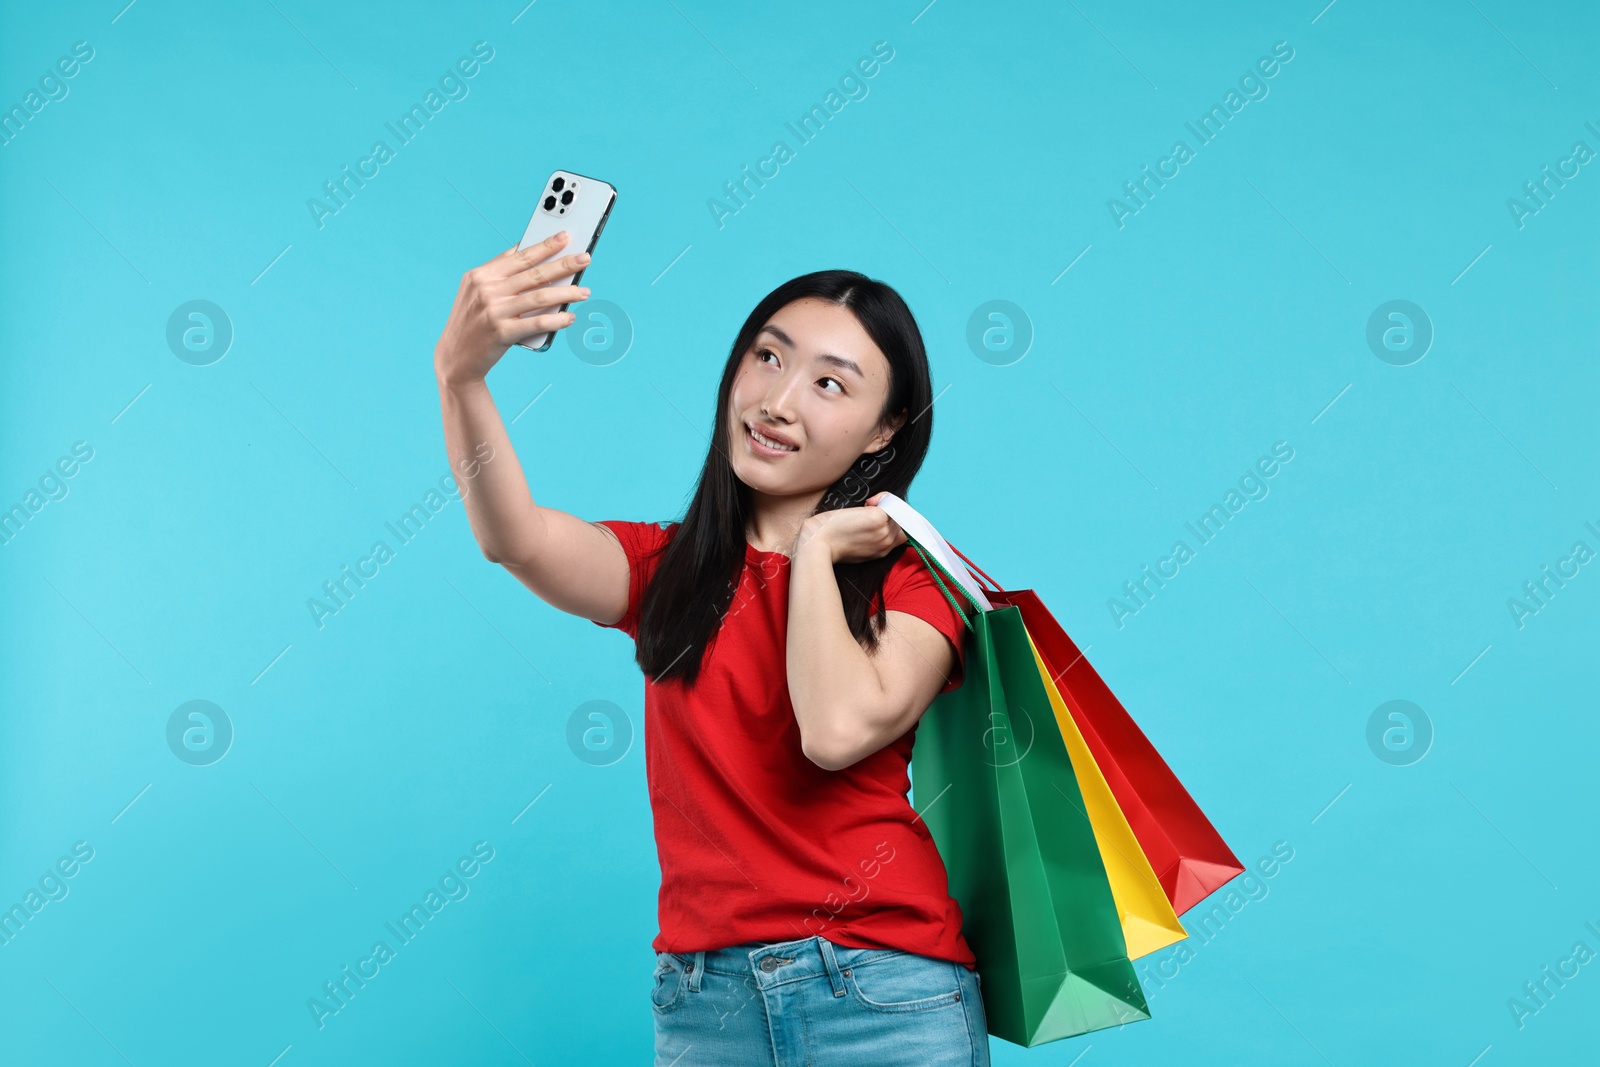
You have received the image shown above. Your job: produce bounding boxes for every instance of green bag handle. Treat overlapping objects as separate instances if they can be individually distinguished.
[873,492,993,634]
[904,536,985,633]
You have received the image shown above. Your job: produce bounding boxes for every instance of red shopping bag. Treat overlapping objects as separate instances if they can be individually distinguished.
[947,544,1245,916]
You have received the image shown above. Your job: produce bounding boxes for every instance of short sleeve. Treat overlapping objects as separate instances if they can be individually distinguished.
[881,547,972,695]
[591,520,675,639]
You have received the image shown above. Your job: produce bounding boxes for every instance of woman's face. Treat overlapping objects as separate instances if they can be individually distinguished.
[726,297,901,500]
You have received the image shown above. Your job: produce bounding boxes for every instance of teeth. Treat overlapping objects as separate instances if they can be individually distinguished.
[750,426,796,451]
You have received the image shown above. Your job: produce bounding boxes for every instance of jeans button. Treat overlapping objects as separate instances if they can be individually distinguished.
[759,956,779,972]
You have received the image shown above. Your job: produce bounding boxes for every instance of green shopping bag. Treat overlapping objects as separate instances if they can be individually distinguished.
[879,494,1150,1048]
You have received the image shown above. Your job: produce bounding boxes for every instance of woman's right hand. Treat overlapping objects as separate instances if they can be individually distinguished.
[433,230,593,386]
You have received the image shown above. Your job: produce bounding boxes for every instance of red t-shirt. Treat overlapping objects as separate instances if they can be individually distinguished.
[592,520,977,968]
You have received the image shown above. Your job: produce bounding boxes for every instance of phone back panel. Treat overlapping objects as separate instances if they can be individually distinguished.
[513,170,617,351]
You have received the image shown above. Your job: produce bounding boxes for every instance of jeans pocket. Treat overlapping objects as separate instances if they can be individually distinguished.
[650,952,688,1015]
[842,949,964,1014]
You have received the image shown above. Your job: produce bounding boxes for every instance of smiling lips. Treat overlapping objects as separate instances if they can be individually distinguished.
[746,422,799,455]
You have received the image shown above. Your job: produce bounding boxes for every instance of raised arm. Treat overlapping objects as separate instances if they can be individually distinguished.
[786,503,959,771]
[433,233,629,625]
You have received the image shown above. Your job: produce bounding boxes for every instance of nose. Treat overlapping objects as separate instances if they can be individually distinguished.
[760,365,802,423]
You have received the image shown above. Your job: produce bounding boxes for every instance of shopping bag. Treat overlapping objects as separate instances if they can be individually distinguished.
[1023,629,1188,960]
[945,541,1245,916]
[877,494,1150,1047]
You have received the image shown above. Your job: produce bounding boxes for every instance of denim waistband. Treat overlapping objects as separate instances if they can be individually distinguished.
[671,934,904,994]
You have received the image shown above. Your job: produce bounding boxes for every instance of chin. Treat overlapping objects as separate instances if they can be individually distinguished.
[734,466,782,493]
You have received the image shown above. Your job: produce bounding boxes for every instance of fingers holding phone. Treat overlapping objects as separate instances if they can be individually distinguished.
[506,236,592,322]
[433,232,592,385]
[504,232,594,342]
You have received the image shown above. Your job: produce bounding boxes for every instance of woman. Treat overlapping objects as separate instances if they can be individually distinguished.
[434,230,990,1066]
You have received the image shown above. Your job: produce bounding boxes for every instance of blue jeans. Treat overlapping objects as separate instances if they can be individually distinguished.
[650,934,990,1066]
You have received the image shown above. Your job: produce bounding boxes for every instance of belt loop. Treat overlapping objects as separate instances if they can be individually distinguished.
[815,937,848,998]
[687,950,705,992]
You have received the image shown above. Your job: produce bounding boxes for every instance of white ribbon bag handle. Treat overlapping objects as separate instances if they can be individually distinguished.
[873,491,993,612]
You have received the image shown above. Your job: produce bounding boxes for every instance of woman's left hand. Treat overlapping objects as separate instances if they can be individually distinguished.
[797,491,906,565]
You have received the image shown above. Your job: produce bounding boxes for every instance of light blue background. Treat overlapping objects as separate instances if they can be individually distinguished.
[2,0,1597,1063]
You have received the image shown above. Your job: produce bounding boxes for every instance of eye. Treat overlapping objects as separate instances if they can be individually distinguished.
[755,347,844,393]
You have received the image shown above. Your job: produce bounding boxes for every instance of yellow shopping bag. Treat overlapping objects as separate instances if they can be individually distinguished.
[1026,631,1187,959]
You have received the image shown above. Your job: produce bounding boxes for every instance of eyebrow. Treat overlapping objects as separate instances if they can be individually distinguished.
[756,325,866,380]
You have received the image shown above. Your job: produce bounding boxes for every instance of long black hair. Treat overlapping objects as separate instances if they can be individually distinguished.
[631,269,936,686]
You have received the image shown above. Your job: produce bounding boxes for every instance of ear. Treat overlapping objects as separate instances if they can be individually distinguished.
[864,411,907,454]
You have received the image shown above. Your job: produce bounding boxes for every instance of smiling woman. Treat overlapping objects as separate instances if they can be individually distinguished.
[432,247,988,1064]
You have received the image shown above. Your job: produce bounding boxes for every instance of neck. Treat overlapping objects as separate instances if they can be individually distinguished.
[746,488,826,555]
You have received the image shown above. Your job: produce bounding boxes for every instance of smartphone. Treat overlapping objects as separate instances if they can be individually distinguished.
[513,169,618,352]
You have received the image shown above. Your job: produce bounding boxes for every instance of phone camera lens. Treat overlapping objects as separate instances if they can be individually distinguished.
[551,177,565,192]
[560,190,574,205]
[543,195,557,211]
